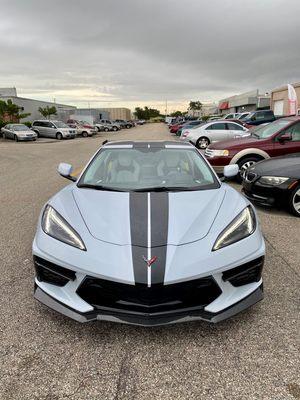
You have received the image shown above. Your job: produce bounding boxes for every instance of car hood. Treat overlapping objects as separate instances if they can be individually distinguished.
[250,154,300,177]
[72,186,227,246]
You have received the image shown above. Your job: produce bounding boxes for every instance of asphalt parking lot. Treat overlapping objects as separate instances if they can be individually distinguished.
[0,123,299,400]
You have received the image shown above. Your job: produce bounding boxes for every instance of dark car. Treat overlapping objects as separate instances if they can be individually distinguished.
[114,119,133,129]
[241,110,276,126]
[176,120,204,136]
[205,117,300,181]
[242,154,300,217]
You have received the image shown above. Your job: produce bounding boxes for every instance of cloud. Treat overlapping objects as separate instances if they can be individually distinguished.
[0,0,299,111]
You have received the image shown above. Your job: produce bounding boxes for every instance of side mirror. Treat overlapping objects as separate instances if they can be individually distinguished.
[278,133,292,142]
[223,164,239,179]
[57,163,76,182]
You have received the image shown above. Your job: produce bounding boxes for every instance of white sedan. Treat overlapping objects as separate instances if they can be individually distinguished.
[1,123,37,142]
[181,120,249,149]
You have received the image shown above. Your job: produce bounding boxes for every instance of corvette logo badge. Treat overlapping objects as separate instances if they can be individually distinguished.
[142,255,157,267]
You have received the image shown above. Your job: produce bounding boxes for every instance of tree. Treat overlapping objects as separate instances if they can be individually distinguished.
[134,106,161,120]
[170,111,183,117]
[188,101,202,117]
[0,99,31,122]
[38,106,57,119]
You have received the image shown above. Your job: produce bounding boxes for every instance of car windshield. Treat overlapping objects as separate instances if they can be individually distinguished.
[251,119,292,139]
[55,121,69,128]
[11,124,30,131]
[78,147,219,191]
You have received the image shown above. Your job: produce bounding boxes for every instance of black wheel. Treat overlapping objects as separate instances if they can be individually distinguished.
[34,130,40,138]
[32,138,37,141]
[95,126,100,132]
[14,135,18,142]
[82,131,88,137]
[196,136,210,149]
[2,133,6,139]
[104,127,109,132]
[126,125,131,129]
[113,126,118,131]
[237,156,261,183]
[289,184,300,217]
[56,132,63,140]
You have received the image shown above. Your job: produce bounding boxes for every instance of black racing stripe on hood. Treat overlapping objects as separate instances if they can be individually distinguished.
[130,192,148,285]
[150,192,169,285]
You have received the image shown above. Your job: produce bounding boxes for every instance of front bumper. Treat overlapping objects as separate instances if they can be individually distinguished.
[242,180,289,208]
[34,283,263,326]
[18,136,36,141]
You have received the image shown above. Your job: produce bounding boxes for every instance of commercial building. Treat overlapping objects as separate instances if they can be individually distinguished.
[98,107,132,120]
[270,82,300,116]
[69,108,110,124]
[218,90,270,115]
[0,88,76,122]
[187,102,218,118]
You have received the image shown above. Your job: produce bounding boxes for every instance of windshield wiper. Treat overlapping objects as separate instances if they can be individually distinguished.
[77,184,127,192]
[251,132,259,138]
[133,186,197,192]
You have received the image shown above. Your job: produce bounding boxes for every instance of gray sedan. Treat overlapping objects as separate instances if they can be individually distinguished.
[1,124,37,142]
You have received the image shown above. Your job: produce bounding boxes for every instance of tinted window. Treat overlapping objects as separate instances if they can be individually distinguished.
[289,122,300,141]
[206,123,226,130]
[78,148,219,191]
[44,122,54,128]
[227,123,243,131]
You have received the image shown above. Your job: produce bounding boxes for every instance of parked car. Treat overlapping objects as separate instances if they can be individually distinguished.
[204,116,300,181]
[114,119,133,129]
[181,120,249,149]
[176,120,204,136]
[95,120,121,132]
[207,116,222,121]
[223,113,241,119]
[238,112,251,120]
[1,123,37,142]
[67,119,96,137]
[242,110,277,126]
[32,120,76,140]
[242,154,300,217]
[169,121,186,134]
[33,140,265,326]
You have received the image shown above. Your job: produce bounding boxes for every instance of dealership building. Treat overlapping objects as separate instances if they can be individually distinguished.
[218,90,270,115]
[270,82,300,116]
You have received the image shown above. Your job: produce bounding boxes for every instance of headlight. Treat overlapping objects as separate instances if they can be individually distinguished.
[42,205,86,251]
[213,206,256,251]
[259,176,289,186]
[212,150,229,156]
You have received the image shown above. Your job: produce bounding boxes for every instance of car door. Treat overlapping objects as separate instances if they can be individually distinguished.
[44,121,56,137]
[273,121,300,156]
[35,121,46,137]
[204,122,228,142]
[226,122,248,139]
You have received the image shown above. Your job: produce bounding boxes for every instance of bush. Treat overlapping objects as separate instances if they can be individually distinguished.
[23,121,32,128]
[0,120,6,129]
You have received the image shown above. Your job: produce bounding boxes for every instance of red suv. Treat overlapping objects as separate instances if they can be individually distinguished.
[205,117,300,181]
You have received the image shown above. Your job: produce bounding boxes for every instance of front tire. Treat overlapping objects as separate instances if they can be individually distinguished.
[56,132,63,140]
[196,136,210,149]
[237,156,261,183]
[14,135,18,142]
[113,126,118,131]
[104,127,109,132]
[289,184,300,217]
[82,131,88,137]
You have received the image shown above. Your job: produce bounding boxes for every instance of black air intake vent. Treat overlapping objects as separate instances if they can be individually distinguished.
[34,256,76,287]
[222,257,264,287]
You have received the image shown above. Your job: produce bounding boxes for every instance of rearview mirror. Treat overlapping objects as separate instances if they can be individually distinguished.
[278,132,292,142]
[57,163,76,181]
[223,164,239,178]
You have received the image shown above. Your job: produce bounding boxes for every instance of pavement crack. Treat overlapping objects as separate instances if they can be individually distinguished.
[114,345,134,400]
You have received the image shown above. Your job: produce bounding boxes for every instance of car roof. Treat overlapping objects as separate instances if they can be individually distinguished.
[102,140,194,148]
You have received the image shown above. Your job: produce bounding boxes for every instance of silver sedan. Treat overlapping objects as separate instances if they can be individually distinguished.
[1,123,37,142]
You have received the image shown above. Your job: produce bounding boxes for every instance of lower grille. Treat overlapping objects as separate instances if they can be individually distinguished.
[77,277,221,314]
[34,256,76,287]
[222,257,264,287]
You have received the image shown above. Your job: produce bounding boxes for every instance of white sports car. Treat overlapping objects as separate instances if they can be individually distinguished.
[33,141,265,326]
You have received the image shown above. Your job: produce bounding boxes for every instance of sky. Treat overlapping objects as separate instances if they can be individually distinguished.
[1,0,300,113]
